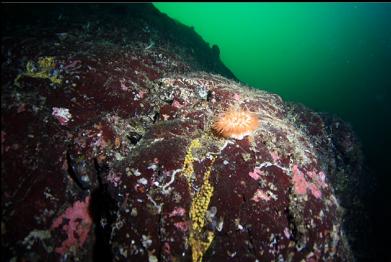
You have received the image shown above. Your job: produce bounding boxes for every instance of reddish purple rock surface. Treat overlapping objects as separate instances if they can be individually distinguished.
[2,4,365,262]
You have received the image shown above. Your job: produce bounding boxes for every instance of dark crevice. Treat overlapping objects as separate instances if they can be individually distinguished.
[157,211,164,261]
[126,132,143,145]
[284,206,296,242]
[285,191,311,254]
[245,227,258,258]
[285,187,300,244]
[153,111,160,123]
[238,193,258,258]
[89,158,118,262]
[206,90,214,102]
[165,97,174,104]
[66,150,92,190]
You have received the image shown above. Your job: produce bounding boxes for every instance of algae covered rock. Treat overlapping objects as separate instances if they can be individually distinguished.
[2,3,363,262]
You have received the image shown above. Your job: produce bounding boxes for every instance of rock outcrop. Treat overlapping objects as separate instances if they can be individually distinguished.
[2,4,364,261]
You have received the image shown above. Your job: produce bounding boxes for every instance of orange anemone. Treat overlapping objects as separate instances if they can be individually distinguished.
[212,107,259,139]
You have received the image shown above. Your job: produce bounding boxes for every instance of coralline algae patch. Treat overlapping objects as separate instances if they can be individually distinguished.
[292,164,328,199]
[50,196,92,255]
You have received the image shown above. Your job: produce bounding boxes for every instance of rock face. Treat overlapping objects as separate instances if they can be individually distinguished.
[2,4,363,262]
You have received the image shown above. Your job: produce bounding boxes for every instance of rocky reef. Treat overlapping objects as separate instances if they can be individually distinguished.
[2,4,367,261]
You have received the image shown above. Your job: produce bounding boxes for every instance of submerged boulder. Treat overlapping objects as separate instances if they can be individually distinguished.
[2,3,364,261]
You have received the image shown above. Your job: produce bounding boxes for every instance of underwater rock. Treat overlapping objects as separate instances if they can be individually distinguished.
[2,3,362,262]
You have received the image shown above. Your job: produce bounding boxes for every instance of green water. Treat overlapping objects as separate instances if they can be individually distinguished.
[154,3,391,259]
[155,4,389,107]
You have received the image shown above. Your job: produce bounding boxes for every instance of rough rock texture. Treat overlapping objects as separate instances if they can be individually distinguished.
[2,4,365,262]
